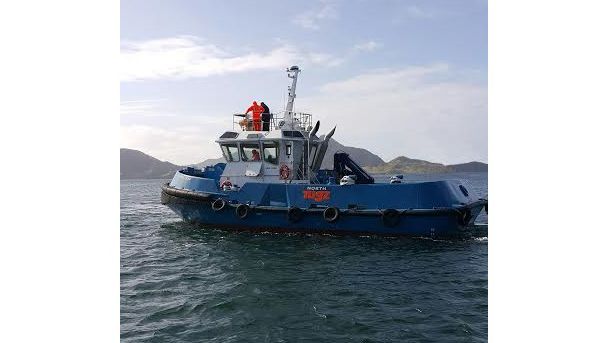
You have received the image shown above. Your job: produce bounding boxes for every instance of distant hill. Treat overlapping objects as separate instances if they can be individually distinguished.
[121,141,487,178]
[190,157,225,169]
[367,156,448,174]
[320,138,385,169]
[446,161,488,172]
[120,148,181,179]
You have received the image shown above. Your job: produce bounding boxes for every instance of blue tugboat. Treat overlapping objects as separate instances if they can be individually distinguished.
[162,66,487,237]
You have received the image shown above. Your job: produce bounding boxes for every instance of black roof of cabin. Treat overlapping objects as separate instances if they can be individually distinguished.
[282,131,304,138]
[220,131,239,139]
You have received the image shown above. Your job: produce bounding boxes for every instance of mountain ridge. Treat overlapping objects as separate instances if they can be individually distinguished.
[120,148,181,179]
[121,142,487,179]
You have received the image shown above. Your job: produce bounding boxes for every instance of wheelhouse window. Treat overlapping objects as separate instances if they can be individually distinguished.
[262,142,279,165]
[240,143,262,162]
[221,143,240,162]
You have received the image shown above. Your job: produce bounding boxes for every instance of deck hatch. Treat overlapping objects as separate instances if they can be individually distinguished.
[220,131,239,139]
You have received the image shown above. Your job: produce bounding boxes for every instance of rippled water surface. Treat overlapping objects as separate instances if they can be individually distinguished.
[121,173,487,342]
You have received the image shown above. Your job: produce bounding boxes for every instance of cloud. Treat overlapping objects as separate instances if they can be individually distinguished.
[391,4,436,24]
[121,124,222,165]
[120,99,175,117]
[121,98,231,164]
[298,65,487,164]
[293,0,338,30]
[121,36,342,82]
[121,65,487,165]
[353,41,382,52]
[404,5,431,18]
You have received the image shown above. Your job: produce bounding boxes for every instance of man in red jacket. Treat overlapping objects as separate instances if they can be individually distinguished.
[245,101,263,131]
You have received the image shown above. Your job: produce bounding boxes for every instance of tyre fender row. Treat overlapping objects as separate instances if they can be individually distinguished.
[192,195,482,227]
[212,198,251,219]
[292,207,400,226]
[211,198,402,227]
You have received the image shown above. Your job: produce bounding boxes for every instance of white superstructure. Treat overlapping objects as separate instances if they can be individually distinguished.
[217,66,335,188]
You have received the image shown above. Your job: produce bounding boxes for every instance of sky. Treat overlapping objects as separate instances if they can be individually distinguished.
[121,0,487,165]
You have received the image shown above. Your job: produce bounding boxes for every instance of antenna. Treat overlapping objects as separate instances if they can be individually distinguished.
[284,66,301,125]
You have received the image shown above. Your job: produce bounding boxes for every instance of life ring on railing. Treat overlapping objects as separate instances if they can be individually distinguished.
[220,179,233,190]
[212,198,226,212]
[279,164,291,180]
[382,209,400,227]
[287,207,303,223]
[235,204,250,219]
[323,207,340,223]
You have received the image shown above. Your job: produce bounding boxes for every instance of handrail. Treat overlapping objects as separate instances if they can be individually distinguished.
[232,112,313,132]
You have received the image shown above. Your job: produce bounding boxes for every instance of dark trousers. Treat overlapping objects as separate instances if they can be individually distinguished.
[262,113,271,131]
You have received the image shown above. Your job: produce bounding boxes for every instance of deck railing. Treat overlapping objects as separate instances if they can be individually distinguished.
[233,112,312,132]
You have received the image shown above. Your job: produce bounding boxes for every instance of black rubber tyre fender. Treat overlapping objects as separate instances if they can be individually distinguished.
[323,207,340,223]
[212,198,226,212]
[287,207,303,223]
[235,204,250,219]
[382,209,400,227]
[459,209,472,226]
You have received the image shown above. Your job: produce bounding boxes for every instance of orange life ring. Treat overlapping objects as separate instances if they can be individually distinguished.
[279,164,291,180]
[220,179,232,189]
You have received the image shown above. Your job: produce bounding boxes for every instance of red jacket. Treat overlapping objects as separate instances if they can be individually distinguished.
[246,103,264,119]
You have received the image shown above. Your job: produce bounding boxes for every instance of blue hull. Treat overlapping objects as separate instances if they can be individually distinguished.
[161,170,487,238]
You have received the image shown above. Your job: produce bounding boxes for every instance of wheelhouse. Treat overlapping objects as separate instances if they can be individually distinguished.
[213,66,336,187]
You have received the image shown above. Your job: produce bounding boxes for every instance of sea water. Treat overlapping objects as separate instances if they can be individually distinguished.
[121,172,488,342]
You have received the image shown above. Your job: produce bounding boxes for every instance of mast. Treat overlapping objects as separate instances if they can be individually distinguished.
[284,66,301,126]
